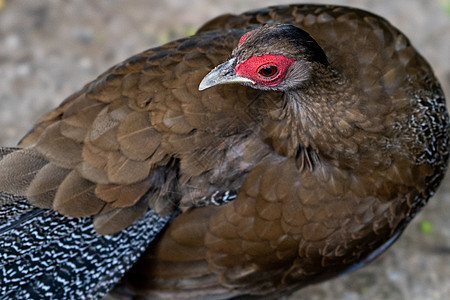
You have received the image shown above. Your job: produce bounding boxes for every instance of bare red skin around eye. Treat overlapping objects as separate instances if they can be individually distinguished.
[238,32,250,45]
[235,54,295,86]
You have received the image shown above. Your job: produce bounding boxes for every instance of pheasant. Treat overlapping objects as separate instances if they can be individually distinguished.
[0,4,448,300]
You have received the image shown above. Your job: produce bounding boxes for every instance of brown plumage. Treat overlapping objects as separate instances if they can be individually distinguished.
[0,4,448,299]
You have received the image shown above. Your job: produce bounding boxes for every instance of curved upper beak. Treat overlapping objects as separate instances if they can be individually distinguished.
[198,57,255,91]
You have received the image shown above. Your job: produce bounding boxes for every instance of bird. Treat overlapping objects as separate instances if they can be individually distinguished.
[0,3,449,300]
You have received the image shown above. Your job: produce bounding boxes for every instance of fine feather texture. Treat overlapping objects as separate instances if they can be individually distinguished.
[0,4,449,300]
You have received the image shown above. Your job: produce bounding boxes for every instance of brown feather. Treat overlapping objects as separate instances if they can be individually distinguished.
[53,170,104,217]
[105,151,152,184]
[0,148,48,195]
[95,178,152,208]
[26,163,71,209]
[59,97,105,142]
[35,122,83,168]
[117,111,161,161]
[93,197,148,235]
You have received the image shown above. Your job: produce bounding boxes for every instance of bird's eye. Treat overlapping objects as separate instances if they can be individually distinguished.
[235,54,294,87]
[258,66,278,77]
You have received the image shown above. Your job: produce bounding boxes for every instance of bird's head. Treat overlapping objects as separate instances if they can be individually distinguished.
[199,24,328,92]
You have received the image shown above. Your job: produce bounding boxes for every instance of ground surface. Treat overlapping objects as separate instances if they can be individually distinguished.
[0,1,449,299]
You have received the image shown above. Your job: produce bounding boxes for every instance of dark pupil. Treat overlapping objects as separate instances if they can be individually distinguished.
[259,66,277,77]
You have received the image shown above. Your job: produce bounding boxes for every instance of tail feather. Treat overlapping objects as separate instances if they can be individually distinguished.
[0,187,171,299]
[0,191,35,223]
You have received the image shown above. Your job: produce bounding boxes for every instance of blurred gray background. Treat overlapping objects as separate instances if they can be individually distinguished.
[0,1,449,299]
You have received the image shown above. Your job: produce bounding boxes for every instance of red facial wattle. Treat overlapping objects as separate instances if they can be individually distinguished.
[235,54,295,87]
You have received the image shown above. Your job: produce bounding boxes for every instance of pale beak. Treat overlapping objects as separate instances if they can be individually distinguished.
[199,58,255,91]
